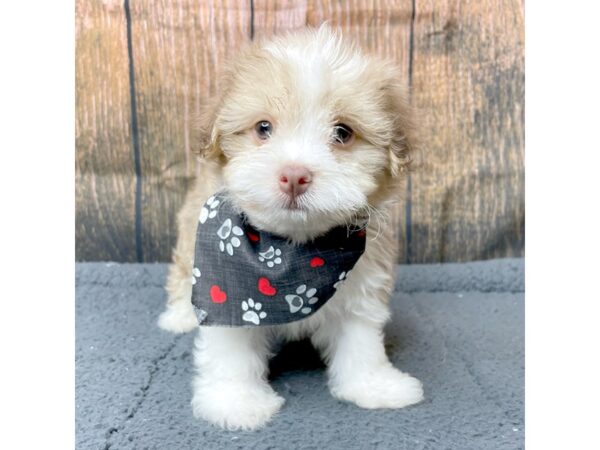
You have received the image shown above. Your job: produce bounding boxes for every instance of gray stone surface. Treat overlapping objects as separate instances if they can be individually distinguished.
[76,258,524,450]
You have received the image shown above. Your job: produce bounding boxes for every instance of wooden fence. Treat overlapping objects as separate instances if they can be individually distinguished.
[76,0,524,263]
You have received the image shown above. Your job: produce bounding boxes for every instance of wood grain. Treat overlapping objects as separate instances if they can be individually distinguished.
[252,0,309,36]
[75,0,137,261]
[75,0,525,263]
[128,0,252,261]
[409,0,525,262]
[308,0,413,63]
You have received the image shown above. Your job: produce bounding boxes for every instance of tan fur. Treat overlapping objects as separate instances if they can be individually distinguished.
[165,169,218,306]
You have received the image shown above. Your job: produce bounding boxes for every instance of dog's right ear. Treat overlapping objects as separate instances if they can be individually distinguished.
[194,93,224,161]
[194,62,238,161]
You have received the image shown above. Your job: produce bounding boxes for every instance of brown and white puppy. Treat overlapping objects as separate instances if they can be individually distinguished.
[158,25,423,430]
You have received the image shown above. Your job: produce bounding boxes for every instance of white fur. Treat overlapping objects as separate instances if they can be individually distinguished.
[158,26,423,430]
[191,327,285,430]
[184,245,423,430]
[157,297,198,333]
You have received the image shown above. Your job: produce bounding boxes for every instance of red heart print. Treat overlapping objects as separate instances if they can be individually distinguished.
[258,277,277,296]
[310,257,325,268]
[357,229,366,237]
[209,285,227,304]
[247,231,259,242]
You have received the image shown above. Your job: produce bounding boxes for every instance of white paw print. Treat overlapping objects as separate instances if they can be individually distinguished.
[258,246,282,267]
[284,284,318,315]
[199,195,220,224]
[217,218,244,255]
[190,267,201,285]
[241,298,267,325]
[333,270,351,289]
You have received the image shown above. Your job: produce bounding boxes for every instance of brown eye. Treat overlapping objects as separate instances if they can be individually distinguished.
[254,120,273,140]
[333,123,354,145]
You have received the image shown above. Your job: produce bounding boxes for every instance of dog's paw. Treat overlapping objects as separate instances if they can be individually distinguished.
[157,301,198,334]
[191,379,284,430]
[330,365,424,409]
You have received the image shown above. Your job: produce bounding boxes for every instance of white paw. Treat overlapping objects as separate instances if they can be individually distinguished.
[157,301,198,334]
[333,270,351,290]
[242,298,267,325]
[258,246,282,267]
[330,366,424,409]
[284,284,318,314]
[190,267,201,285]
[216,218,244,256]
[199,195,219,223]
[191,379,284,430]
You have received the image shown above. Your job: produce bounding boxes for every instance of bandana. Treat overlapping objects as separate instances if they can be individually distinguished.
[190,192,367,327]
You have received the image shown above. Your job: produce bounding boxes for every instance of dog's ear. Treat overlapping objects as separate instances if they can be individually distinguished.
[381,69,421,178]
[194,93,224,161]
[194,62,238,161]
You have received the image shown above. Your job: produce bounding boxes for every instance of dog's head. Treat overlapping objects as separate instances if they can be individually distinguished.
[198,26,417,241]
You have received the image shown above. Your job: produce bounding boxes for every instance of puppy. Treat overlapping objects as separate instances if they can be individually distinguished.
[158,25,423,430]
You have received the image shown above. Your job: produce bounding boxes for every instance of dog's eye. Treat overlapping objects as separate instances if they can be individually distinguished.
[254,120,273,140]
[332,123,354,146]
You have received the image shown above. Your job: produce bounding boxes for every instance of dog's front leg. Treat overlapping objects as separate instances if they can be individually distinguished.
[315,315,424,409]
[191,326,284,430]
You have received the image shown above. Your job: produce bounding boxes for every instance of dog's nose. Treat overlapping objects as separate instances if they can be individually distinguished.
[279,166,312,198]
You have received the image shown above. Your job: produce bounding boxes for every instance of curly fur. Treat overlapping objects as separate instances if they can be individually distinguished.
[158,25,423,430]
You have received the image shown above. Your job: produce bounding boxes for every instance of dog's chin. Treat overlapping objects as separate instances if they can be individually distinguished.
[236,198,361,243]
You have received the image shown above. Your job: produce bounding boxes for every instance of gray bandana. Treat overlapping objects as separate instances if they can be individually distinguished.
[190,192,367,327]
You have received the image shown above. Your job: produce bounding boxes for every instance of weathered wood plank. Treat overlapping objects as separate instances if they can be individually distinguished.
[409,0,525,262]
[307,0,413,260]
[252,0,308,36]
[308,0,413,64]
[75,0,525,263]
[75,0,137,261]
[129,0,252,261]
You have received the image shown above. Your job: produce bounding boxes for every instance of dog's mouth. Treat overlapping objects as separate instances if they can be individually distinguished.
[278,191,311,212]
[282,198,308,211]
[230,190,367,241]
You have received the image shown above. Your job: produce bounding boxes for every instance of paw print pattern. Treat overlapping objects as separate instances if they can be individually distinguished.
[241,298,267,325]
[199,196,220,224]
[285,284,318,315]
[217,219,244,255]
[190,267,201,285]
[333,270,350,289]
[258,246,282,267]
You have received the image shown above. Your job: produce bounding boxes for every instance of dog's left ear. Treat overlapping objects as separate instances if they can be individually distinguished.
[381,69,420,178]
